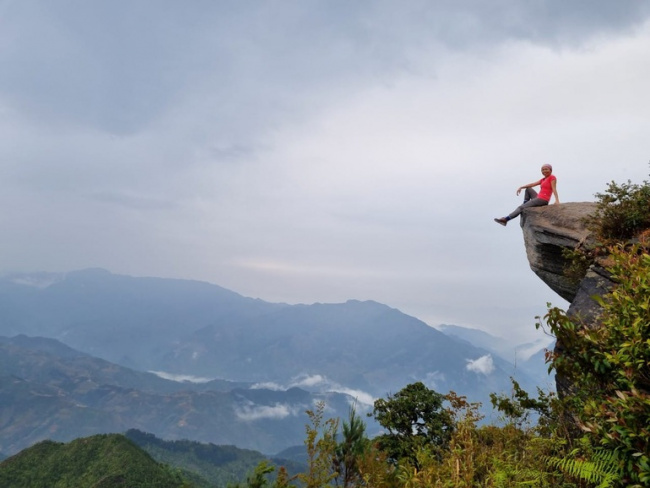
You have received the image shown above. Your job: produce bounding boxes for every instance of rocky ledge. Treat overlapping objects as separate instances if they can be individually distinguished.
[521,202,597,302]
[520,202,614,321]
[520,202,615,395]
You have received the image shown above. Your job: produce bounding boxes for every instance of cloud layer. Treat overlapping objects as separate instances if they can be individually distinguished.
[252,374,375,408]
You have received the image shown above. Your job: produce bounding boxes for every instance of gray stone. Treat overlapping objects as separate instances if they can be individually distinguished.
[520,202,598,302]
[519,202,616,398]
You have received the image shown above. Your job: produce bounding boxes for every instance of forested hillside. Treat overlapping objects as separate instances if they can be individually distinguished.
[125,430,305,487]
[0,434,188,487]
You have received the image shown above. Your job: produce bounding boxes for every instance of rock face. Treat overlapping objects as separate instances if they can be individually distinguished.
[520,202,614,317]
[520,202,597,302]
[519,202,614,395]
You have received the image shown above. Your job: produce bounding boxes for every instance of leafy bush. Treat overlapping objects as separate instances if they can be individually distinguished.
[563,175,650,284]
[547,437,623,488]
[587,178,650,241]
[542,244,650,486]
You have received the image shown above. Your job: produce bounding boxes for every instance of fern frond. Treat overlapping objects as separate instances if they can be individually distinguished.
[547,448,621,487]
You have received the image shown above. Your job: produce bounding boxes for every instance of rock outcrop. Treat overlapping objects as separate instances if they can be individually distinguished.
[519,202,615,395]
[520,202,596,302]
[520,202,613,317]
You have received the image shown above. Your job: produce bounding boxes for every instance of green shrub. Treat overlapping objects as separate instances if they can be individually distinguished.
[542,244,650,486]
[587,178,650,241]
[562,175,650,283]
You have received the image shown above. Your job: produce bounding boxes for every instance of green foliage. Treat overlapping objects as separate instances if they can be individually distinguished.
[490,379,555,431]
[587,178,650,241]
[372,382,454,469]
[0,434,187,488]
[442,391,569,488]
[125,429,302,488]
[247,461,276,488]
[547,438,622,488]
[333,406,370,488]
[361,390,574,488]
[563,175,650,284]
[562,246,597,285]
[541,244,650,485]
[291,388,602,488]
[296,401,339,488]
[228,460,297,488]
[231,461,276,488]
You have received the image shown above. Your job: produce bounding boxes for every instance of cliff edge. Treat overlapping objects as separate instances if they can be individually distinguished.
[520,202,614,394]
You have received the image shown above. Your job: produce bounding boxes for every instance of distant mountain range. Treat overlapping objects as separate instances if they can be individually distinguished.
[0,335,354,455]
[0,269,553,455]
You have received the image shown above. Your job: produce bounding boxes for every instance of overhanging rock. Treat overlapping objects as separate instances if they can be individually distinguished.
[519,202,616,398]
[520,202,598,302]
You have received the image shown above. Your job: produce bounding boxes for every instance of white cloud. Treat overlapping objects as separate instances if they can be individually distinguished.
[466,355,495,375]
[251,374,375,408]
[250,381,284,391]
[289,374,327,389]
[149,371,213,383]
[234,403,299,422]
[329,387,375,409]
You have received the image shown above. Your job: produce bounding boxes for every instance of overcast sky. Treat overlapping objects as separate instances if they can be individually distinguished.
[1,1,649,347]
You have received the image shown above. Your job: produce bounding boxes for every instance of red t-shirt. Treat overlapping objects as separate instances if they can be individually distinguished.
[538,175,556,201]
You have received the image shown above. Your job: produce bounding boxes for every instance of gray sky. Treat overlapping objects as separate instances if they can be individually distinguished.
[2,0,649,347]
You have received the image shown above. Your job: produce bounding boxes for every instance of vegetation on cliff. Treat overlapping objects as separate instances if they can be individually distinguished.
[549,175,650,485]
[588,177,650,241]
[544,242,650,486]
[565,175,650,280]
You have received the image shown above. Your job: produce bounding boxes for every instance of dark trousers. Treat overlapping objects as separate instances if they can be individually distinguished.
[508,187,548,219]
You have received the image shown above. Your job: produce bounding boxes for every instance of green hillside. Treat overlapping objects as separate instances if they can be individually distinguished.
[126,429,305,488]
[0,434,189,488]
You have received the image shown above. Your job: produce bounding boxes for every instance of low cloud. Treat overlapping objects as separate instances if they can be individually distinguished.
[149,371,213,383]
[250,381,284,391]
[289,374,327,388]
[235,403,299,422]
[515,337,556,362]
[466,355,495,375]
[251,373,375,408]
[331,387,375,409]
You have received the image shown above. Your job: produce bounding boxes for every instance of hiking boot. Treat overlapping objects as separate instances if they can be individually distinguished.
[494,217,507,226]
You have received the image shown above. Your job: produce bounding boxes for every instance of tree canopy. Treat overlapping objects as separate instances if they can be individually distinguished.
[372,381,454,468]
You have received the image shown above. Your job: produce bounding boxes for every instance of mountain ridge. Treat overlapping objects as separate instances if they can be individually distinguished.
[0,268,548,455]
[0,336,356,455]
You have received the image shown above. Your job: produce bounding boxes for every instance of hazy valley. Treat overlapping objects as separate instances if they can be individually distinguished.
[0,268,552,457]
